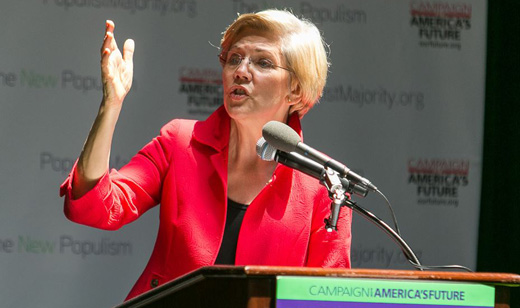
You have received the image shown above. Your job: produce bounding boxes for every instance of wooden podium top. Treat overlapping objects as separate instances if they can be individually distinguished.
[239,266,520,286]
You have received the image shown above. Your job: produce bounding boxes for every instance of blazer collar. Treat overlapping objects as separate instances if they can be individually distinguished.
[192,105,304,151]
[192,106,231,152]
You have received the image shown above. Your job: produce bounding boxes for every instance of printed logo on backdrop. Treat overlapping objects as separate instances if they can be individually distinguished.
[410,1,472,50]
[231,0,367,24]
[352,245,423,268]
[178,67,223,115]
[43,0,198,17]
[0,235,132,259]
[321,85,425,111]
[40,151,130,174]
[0,68,137,93]
[408,158,469,207]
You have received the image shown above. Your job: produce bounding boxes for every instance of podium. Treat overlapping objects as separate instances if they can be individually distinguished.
[115,266,520,308]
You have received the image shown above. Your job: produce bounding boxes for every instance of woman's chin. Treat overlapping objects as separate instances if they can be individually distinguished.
[225,102,253,118]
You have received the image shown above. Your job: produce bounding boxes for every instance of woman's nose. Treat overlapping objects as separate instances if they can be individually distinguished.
[233,58,252,80]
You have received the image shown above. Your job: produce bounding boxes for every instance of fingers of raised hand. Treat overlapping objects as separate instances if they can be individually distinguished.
[106,19,115,33]
[101,20,118,57]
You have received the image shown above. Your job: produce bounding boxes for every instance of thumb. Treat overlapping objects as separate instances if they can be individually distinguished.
[123,39,135,63]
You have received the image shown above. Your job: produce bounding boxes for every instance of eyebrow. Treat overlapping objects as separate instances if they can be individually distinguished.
[228,44,279,56]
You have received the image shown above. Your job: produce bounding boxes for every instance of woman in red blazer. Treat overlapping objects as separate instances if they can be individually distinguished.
[60,9,352,301]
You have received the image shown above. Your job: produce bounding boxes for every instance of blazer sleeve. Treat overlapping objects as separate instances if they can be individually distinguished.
[59,120,182,230]
[306,188,353,268]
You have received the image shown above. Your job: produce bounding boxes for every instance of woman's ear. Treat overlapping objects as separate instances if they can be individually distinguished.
[288,81,309,118]
[287,81,302,106]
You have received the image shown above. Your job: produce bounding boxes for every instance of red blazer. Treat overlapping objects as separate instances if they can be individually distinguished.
[60,106,352,300]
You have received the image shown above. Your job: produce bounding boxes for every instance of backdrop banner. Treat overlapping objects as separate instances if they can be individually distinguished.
[0,1,486,307]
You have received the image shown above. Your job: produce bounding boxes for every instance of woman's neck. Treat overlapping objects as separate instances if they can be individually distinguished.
[226,117,285,204]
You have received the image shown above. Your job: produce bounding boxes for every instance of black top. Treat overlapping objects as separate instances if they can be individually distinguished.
[214,198,248,265]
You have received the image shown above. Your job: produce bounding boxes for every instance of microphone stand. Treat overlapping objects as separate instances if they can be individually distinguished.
[321,168,423,270]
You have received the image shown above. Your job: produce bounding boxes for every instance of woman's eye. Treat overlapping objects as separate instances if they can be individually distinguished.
[256,59,274,69]
[227,54,242,65]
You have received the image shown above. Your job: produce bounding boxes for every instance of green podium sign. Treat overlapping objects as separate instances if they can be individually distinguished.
[276,276,495,307]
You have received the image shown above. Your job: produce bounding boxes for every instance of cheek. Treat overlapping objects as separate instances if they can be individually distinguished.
[221,71,231,87]
[263,76,288,97]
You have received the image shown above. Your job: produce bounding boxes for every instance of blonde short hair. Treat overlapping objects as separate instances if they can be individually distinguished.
[220,9,329,118]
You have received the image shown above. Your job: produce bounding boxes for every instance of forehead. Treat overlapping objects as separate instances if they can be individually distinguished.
[229,29,282,55]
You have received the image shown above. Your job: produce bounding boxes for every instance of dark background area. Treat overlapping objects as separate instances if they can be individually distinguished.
[478,0,520,305]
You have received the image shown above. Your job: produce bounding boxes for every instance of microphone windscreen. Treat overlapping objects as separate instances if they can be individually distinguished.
[256,137,276,161]
[262,121,301,152]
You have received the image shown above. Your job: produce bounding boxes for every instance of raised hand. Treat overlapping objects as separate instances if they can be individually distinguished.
[100,20,134,108]
[71,21,135,199]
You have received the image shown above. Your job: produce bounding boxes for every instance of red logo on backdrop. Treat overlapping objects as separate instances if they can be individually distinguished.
[178,67,222,115]
[407,158,469,207]
[409,1,472,50]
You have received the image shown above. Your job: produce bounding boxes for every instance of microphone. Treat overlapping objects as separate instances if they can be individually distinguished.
[256,137,368,197]
[262,121,377,192]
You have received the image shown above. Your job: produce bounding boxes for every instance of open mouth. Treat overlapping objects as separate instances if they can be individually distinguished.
[230,87,249,100]
[232,88,247,95]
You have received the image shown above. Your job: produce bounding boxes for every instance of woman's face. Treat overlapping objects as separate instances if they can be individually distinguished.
[222,29,293,124]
